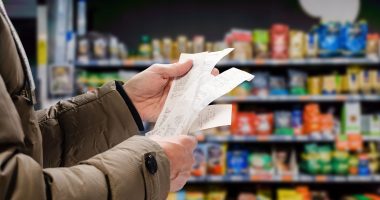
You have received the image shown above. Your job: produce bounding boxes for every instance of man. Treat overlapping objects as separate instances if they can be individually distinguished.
[0,2,218,199]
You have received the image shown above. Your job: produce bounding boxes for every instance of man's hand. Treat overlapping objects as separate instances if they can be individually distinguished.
[123,60,219,122]
[149,135,197,192]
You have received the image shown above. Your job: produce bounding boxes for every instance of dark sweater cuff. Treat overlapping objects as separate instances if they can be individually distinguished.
[115,81,144,131]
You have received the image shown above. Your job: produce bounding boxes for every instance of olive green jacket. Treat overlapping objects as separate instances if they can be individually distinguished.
[0,2,169,200]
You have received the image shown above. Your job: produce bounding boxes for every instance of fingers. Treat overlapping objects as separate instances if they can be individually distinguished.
[154,59,193,78]
[177,135,197,151]
[211,68,219,76]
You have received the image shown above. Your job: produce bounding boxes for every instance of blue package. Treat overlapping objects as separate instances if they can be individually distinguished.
[340,22,368,57]
[269,76,288,95]
[318,22,341,57]
[291,108,303,135]
[227,150,249,175]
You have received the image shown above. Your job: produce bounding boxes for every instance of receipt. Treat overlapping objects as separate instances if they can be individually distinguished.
[147,48,254,137]
[189,104,232,133]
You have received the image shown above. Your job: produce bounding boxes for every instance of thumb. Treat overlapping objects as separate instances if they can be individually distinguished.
[154,59,193,78]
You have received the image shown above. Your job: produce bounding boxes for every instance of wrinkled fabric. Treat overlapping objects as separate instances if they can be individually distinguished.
[0,2,170,199]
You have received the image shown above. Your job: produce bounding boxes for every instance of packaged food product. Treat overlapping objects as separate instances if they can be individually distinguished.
[207,190,227,200]
[340,21,368,57]
[138,35,152,59]
[233,41,252,61]
[318,22,340,57]
[177,35,188,53]
[162,37,173,60]
[288,70,307,95]
[237,192,256,200]
[108,35,119,61]
[192,144,207,177]
[366,33,380,59]
[193,35,205,53]
[318,145,333,174]
[291,108,303,135]
[255,113,274,135]
[307,76,321,95]
[273,148,297,175]
[207,143,227,175]
[251,72,270,97]
[303,104,321,135]
[358,153,370,176]
[341,102,361,135]
[332,150,349,175]
[319,113,334,136]
[118,43,128,60]
[206,42,213,52]
[252,29,269,58]
[302,144,320,174]
[257,189,272,200]
[359,69,371,94]
[349,154,359,175]
[321,75,337,95]
[249,152,273,175]
[186,41,194,54]
[227,150,249,175]
[369,70,380,94]
[232,112,256,135]
[289,30,305,59]
[368,142,380,174]
[361,114,380,136]
[77,35,90,62]
[186,191,205,200]
[346,66,361,94]
[305,27,319,58]
[269,76,288,95]
[152,38,163,61]
[274,111,293,135]
[277,189,303,200]
[230,82,251,96]
[270,24,289,59]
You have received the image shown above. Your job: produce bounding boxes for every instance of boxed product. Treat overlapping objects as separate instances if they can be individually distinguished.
[251,72,270,97]
[277,189,303,200]
[207,189,227,200]
[162,37,173,60]
[274,111,293,135]
[291,107,303,135]
[321,75,337,95]
[307,76,321,95]
[192,144,207,177]
[359,69,371,94]
[305,28,319,58]
[341,102,361,135]
[138,35,152,59]
[227,150,249,175]
[366,33,380,59]
[252,29,269,58]
[249,152,274,176]
[255,113,274,135]
[231,112,256,135]
[288,70,307,95]
[270,24,289,59]
[207,143,227,175]
[303,104,321,135]
[269,76,288,95]
[289,30,305,59]
[361,114,380,136]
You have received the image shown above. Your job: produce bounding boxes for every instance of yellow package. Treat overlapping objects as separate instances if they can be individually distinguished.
[359,69,371,94]
[289,30,305,59]
[307,76,321,95]
[186,191,205,200]
[346,66,361,94]
[369,70,380,94]
[207,190,226,200]
[167,193,177,200]
[321,75,337,94]
[277,189,303,200]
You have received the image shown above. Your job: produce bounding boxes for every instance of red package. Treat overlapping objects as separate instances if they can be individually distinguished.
[232,112,256,135]
[255,113,274,135]
[270,24,289,59]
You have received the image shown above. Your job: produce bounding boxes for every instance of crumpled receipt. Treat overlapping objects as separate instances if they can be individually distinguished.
[147,48,254,136]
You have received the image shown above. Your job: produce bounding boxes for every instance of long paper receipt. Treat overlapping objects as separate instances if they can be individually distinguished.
[147,48,254,136]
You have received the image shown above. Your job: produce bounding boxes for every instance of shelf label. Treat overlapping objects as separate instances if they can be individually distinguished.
[315,175,328,182]
[281,175,293,182]
[257,135,269,141]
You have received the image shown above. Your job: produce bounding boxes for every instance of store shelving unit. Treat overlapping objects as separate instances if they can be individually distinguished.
[75,57,380,69]
[215,95,380,102]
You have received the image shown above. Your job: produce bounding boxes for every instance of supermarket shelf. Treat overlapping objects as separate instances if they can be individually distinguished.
[75,57,380,69]
[214,95,380,103]
[205,135,380,143]
[188,174,380,183]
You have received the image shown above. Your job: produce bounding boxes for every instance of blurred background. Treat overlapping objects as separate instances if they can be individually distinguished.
[5,0,380,199]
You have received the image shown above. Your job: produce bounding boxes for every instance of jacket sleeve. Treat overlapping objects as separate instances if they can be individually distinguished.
[0,76,170,200]
[37,81,142,167]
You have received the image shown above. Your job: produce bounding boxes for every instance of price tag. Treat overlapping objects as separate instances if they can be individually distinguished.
[315,175,328,182]
[230,175,244,182]
[257,135,269,142]
[299,95,310,101]
[255,59,265,65]
[123,59,134,66]
[281,175,293,182]
[333,176,346,182]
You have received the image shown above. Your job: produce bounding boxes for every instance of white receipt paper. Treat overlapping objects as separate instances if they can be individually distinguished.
[147,48,254,137]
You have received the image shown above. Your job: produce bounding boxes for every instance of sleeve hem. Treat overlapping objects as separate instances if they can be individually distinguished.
[115,81,144,131]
